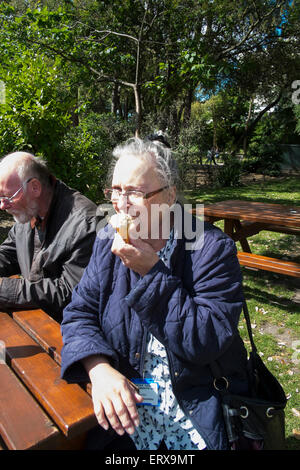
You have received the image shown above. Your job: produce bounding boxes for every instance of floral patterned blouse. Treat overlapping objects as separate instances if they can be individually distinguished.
[130,231,206,450]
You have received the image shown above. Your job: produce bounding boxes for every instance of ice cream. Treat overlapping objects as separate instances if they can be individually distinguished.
[110,213,133,243]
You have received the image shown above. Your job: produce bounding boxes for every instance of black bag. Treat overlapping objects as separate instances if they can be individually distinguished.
[211,301,287,450]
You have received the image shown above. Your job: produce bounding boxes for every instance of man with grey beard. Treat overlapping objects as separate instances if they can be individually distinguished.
[0,151,97,321]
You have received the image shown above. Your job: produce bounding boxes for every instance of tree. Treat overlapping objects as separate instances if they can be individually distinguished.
[0,44,73,161]
[1,0,299,156]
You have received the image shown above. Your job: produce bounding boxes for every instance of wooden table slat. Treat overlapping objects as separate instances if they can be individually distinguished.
[0,313,97,438]
[203,200,300,228]
[12,309,92,395]
[0,364,59,450]
[12,309,63,365]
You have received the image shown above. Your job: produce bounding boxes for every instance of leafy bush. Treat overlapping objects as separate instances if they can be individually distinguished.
[61,113,133,202]
[215,154,242,187]
[0,54,72,160]
[247,113,284,176]
[247,143,283,176]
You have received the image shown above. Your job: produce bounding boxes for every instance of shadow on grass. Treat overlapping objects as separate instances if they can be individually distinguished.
[242,270,300,315]
[243,285,300,315]
[285,435,300,451]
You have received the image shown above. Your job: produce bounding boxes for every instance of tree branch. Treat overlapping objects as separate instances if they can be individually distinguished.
[218,0,286,59]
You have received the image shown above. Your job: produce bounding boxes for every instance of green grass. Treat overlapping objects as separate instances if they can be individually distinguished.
[185,176,300,450]
[184,176,300,206]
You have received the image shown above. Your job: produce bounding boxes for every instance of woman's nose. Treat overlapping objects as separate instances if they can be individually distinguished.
[115,193,129,213]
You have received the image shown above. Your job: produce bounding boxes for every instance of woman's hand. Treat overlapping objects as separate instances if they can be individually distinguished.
[112,232,159,276]
[83,356,143,435]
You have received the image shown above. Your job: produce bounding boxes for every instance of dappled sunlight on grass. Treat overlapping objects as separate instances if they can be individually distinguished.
[184,176,300,206]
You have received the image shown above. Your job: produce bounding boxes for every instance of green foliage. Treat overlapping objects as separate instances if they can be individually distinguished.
[61,113,133,202]
[248,144,283,176]
[295,105,300,135]
[215,154,242,187]
[0,0,300,197]
[0,51,73,162]
[247,114,285,176]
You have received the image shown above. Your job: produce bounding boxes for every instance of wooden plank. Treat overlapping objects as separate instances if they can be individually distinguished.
[203,200,300,228]
[12,309,63,365]
[0,313,97,438]
[12,309,92,395]
[0,364,59,450]
[237,252,300,277]
[240,221,300,237]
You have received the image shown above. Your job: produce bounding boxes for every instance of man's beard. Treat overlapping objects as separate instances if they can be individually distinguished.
[8,200,40,224]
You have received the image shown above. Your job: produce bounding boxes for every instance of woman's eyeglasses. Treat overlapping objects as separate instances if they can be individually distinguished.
[104,186,169,204]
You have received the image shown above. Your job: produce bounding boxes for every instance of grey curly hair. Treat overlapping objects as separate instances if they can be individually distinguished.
[109,135,180,189]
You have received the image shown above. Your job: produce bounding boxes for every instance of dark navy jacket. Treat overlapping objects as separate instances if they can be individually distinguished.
[61,217,249,450]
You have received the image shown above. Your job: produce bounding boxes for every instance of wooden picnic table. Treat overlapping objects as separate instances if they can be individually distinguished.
[195,200,300,277]
[0,309,97,450]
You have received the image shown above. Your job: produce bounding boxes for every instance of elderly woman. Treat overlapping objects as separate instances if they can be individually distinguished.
[61,136,249,451]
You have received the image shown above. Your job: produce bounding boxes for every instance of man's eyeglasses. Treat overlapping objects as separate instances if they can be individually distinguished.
[0,178,33,205]
[104,186,169,204]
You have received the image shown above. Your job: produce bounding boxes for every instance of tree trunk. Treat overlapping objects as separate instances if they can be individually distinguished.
[183,87,194,125]
[111,83,120,115]
[243,97,254,157]
[134,84,142,137]
[234,90,283,152]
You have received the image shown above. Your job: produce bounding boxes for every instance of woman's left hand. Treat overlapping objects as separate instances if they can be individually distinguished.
[111,232,159,276]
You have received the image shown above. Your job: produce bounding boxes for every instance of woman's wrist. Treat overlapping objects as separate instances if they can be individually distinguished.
[82,354,111,378]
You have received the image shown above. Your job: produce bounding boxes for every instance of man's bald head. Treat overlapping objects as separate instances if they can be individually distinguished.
[0,152,52,188]
[0,151,54,223]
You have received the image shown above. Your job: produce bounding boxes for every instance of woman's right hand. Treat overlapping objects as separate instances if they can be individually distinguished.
[83,356,143,436]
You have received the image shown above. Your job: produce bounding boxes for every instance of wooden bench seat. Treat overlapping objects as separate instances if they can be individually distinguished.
[0,363,60,450]
[0,312,97,439]
[237,251,300,277]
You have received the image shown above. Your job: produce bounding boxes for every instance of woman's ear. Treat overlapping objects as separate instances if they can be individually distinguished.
[168,186,177,206]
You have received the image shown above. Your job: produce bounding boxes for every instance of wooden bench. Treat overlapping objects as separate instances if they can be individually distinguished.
[0,310,97,450]
[237,251,300,277]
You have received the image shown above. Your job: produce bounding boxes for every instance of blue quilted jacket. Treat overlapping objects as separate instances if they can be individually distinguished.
[61,215,249,450]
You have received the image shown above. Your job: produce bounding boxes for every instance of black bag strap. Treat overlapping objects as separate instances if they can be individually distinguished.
[210,299,256,384]
[242,300,257,354]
